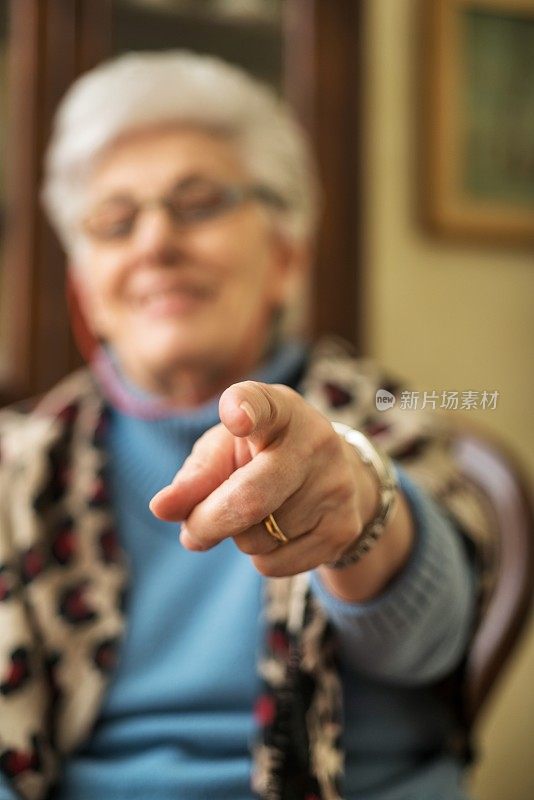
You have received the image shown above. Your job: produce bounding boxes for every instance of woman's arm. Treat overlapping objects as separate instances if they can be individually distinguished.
[316,438,415,603]
[310,466,476,685]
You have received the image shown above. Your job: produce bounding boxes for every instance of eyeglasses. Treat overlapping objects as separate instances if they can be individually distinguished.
[81,175,287,242]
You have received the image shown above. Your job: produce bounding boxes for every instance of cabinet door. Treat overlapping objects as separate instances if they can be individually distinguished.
[0,0,363,403]
[0,0,111,404]
[0,1,14,398]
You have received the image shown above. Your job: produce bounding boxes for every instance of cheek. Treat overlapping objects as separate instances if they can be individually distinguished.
[74,254,128,334]
[196,220,279,298]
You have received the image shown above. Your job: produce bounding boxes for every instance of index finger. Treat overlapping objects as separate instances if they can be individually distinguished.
[149,422,236,521]
[182,443,304,549]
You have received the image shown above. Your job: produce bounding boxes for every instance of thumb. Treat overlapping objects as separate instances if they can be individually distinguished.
[219,380,293,447]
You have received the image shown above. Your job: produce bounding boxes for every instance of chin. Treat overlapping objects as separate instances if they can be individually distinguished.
[135,328,226,370]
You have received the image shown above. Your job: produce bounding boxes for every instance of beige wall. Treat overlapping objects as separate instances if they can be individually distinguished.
[363,2,534,798]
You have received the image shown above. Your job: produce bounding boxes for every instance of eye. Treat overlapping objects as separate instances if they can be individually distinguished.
[83,199,137,240]
[167,178,240,222]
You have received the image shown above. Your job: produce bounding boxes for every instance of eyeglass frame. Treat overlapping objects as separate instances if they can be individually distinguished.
[80,176,289,243]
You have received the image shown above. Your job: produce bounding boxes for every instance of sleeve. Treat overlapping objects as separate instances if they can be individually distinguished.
[0,412,58,800]
[360,374,499,630]
[300,343,499,632]
[309,465,477,684]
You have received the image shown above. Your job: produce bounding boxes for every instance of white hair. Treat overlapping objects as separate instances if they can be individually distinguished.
[41,50,320,258]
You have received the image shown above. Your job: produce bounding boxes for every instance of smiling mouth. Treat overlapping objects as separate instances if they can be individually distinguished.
[132,285,215,316]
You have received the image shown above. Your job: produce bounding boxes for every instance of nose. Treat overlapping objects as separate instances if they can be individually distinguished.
[132,205,183,266]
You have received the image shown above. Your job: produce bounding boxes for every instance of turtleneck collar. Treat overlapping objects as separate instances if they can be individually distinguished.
[90,340,309,422]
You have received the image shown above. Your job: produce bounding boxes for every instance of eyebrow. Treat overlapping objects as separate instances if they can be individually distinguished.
[90,193,137,208]
[90,172,229,207]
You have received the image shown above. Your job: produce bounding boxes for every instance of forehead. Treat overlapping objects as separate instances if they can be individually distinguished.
[87,125,249,199]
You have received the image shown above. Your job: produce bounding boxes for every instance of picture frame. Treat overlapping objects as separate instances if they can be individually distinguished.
[422,0,534,245]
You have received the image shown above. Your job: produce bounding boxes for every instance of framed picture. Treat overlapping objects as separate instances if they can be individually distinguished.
[422,0,534,244]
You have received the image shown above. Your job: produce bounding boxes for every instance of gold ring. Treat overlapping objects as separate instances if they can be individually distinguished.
[262,513,289,545]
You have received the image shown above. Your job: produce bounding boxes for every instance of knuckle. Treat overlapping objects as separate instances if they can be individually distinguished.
[183,527,212,551]
[235,540,255,556]
[301,417,341,463]
[322,522,353,558]
[318,423,344,457]
[234,531,263,556]
[237,538,273,557]
[295,430,316,464]
[230,479,269,526]
[273,383,300,405]
[234,537,253,555]
[314,469,355,516]
[335,526,355,551]
[317,515,343,546]
[333,475,356,506]
[252,555,289,578]
[184,448,210,475]
[254,382,278,427]
[192,424,219,448]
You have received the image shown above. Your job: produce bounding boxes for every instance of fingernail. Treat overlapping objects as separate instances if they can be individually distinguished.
[240,401,256,425]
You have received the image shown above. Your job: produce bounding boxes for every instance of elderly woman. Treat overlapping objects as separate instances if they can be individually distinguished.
[0,52,495,800]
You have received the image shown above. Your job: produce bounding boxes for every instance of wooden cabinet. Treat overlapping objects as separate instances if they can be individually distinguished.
[0,0,364,404]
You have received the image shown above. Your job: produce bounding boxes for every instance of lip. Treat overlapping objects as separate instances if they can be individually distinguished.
[131,284,215,318]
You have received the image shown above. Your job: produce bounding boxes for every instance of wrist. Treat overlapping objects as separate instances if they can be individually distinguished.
[347,438,380,527]
[318,489,415,602]
[326,424,398,570]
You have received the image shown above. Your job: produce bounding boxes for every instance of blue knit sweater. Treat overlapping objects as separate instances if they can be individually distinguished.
[0,344,475,800]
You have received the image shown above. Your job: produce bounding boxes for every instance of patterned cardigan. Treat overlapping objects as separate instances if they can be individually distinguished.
[0,338,498,800]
